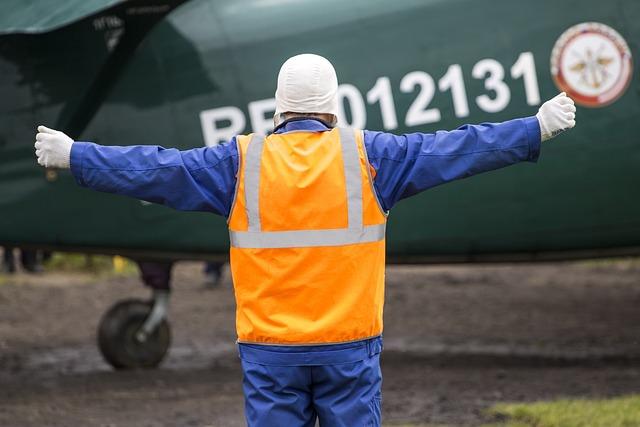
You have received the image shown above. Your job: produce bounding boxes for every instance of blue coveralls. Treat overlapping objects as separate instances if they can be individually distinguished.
[70,117,541,426]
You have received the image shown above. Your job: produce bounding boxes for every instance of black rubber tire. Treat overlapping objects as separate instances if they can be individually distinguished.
[97,299,171,370]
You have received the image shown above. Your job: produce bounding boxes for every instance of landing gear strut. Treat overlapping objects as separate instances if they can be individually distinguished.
[97,290,171,369]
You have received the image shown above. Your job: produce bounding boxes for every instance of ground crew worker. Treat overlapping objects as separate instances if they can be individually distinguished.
[34,53,576,426]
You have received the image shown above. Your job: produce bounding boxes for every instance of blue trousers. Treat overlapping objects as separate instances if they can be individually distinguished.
[239,340,382,426]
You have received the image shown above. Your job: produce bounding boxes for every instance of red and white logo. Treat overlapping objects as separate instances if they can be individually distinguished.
[551,22,633,108]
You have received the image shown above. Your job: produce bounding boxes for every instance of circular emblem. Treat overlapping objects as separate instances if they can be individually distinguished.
[551,22,633,107]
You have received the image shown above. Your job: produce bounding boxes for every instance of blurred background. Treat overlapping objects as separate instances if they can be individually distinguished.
[1,0,639,426]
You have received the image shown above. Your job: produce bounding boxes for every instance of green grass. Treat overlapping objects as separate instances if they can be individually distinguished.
[383,425,455,427]
[44,252,137,276]
[484,394,640,427]
[577,256,640,267]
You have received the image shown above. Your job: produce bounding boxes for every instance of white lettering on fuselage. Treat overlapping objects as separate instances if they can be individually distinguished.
[199,52,541,146]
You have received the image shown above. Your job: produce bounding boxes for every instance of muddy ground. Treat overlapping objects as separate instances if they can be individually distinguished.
[0,259,639,426]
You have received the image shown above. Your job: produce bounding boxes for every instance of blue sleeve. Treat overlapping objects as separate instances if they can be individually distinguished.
[70,139,239,217]
[363,116,541,211]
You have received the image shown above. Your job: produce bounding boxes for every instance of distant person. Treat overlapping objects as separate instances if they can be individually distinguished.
[203,261,225,288]
[2,246,45,274]
[33,54,576,426]
[1,246,15,273]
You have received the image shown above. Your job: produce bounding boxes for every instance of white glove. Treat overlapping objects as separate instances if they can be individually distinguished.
[536,92,577,142]
[34,126,74,169]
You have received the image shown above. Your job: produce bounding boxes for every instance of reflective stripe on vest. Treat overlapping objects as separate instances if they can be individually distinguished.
[229,128,385,249]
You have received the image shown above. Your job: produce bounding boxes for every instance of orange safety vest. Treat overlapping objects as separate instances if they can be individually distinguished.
[228,127,387,345]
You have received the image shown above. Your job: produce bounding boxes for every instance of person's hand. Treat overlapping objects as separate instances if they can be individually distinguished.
[34,126,73,169]
[536,93,577,142]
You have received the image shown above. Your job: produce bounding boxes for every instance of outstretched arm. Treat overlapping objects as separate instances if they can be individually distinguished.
[34,126,238,216]
[364,93,576,211]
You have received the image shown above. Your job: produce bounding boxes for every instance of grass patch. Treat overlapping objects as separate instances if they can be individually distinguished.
[577,256,640,267]
[45,253,137,276]
[484,394,640,427]
[383,424,455,427]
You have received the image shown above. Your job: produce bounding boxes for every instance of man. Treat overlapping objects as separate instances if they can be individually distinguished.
[2,246,45,273]
[34,54,576,426]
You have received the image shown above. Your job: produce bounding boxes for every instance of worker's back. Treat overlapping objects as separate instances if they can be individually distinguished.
[228,127,387,345]
[32,51,576,427]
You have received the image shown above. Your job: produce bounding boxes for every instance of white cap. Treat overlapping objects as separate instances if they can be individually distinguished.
[274,54,338,116]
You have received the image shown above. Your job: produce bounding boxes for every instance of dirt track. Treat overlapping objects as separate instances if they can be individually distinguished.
[1,260,639,426]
